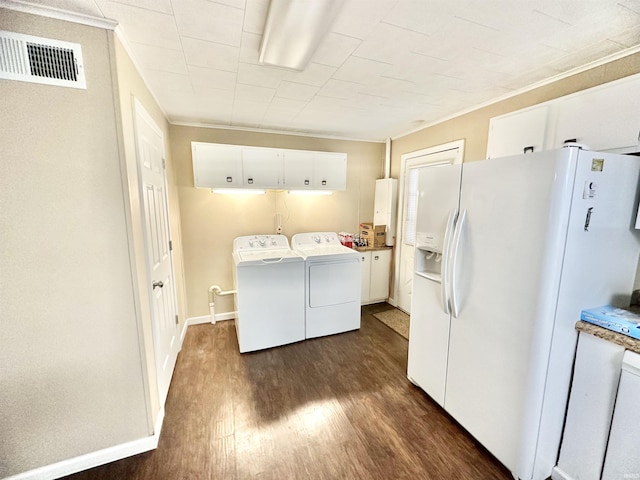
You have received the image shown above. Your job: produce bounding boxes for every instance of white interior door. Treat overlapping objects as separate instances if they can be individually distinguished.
[394,141,464,314]
[134,98,179,407]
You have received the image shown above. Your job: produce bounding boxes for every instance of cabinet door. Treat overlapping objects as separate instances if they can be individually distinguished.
[359,251,371,303]
[486,105,548,159]
[242,147,282,188]
[283,149,314,189]
[602,351,640,480]
[369,249,391,301]
[555,333,624,480]
[552,75,640,151]
[313,152,347,190]
[192,142,243,188]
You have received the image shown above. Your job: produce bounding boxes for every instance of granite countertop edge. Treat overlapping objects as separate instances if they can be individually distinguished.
[576,320,640,354]
[353,246,393,252]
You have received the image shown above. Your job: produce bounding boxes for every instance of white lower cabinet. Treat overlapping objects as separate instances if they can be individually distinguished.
[360,249,391,304]
[602,350,640,480]
[552,333,624,480]
[552,331,640,480]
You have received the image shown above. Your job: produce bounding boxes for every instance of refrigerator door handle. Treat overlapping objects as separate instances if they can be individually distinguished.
[441,209,458,315]
[449,209,467,318]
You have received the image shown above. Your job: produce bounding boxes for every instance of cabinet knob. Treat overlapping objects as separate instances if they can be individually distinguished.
[226,176,232,182]
[321,180,327,186]
[304,179,310,185]
[374,255,379,260]
[247,178,253,184]
[523,146,534,154]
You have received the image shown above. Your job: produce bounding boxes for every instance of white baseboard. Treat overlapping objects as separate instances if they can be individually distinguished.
[9,308,239,480]
[187,312,235,326]
[213,311,235,322]
[6,407,165,480]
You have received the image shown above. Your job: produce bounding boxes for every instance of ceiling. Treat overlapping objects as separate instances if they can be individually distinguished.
[18,0,640,141]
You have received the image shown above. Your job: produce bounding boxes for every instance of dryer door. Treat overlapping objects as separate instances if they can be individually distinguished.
[309,259,360,307]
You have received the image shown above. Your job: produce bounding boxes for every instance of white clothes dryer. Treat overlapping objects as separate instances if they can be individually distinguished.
[291,232,361,339]
[232,234,305,353]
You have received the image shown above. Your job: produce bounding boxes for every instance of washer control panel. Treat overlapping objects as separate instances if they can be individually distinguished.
[233,234,290,251]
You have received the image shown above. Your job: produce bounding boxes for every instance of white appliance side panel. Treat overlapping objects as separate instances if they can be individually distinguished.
[309,259,361,307]
[444,149,576,479]
[407,274,450,406]
[235,261,305,353]
[534,150,640,479]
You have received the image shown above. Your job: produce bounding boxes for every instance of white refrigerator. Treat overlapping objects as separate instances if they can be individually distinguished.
[407,147,640,480]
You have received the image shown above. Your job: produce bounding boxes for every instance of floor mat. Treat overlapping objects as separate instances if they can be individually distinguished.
[373,308,410,339]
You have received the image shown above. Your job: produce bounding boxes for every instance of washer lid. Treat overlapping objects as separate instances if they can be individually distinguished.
[236,248,302,265]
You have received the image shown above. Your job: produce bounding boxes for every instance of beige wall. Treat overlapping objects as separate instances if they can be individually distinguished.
[0,10,149,477]
[113,36,188,424]
[391,52,640,173]
[170,125,385,317]
[390,51,640,298]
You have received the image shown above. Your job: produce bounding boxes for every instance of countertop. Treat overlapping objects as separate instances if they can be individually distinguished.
[353,246,393,253]
[576,320,640,354]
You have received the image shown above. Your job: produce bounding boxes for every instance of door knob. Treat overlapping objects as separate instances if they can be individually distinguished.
[153,281,164,289]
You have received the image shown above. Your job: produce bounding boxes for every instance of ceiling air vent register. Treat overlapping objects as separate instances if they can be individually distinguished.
[0,30,86,89]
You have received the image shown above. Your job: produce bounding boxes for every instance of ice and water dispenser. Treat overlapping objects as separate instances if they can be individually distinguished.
[415,232,444,281]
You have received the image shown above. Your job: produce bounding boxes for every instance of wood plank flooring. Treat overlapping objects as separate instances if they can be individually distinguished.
[63,304,513,480]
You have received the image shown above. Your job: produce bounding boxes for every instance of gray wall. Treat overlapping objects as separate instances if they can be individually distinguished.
[0,10,149,476]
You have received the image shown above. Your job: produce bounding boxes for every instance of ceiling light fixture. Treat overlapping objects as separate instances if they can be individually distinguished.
[211,189,266,195]
[259,0,343,71]
[288,190,333,196]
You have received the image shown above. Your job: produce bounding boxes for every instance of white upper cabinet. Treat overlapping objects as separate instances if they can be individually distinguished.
[192,142,243,188]
[487,73,640,159]
[552,75,640,152]
[192,142,348,191]
[242,147,282,188]
[282,149,315,189]
[486,105,549,159]
[313,152,347,190]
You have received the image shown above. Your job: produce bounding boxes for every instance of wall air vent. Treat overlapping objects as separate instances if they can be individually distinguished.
[0,30,86,89]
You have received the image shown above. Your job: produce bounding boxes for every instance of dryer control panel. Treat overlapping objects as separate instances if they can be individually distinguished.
[291,232,341,248]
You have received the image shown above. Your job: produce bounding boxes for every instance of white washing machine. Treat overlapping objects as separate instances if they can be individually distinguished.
[291,232,361,339]
[232,234,305,353]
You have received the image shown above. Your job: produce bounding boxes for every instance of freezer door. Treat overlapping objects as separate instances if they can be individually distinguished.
[407,163,461,404]
[443,149,577,479]
[414,163,462,251]
[407,274,450,406]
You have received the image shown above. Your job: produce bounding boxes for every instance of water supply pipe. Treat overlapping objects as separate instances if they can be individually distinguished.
[384,138,391,179]
[208,285,236,324]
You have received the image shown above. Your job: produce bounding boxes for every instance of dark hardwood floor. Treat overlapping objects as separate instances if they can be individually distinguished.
[63,304,513,479]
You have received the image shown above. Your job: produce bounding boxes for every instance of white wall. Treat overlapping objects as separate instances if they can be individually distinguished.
[0,10,149,477]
